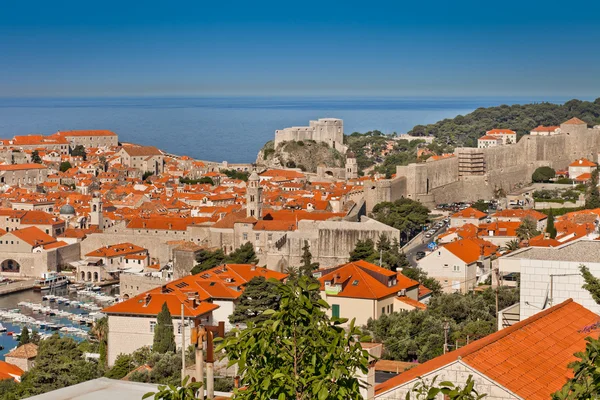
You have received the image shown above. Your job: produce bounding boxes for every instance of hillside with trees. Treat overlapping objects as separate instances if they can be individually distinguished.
[408,98,600,147]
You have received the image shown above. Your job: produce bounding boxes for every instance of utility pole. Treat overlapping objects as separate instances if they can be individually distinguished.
[443,320,450,354]
[494,268,501,315]
[181,303,185,384]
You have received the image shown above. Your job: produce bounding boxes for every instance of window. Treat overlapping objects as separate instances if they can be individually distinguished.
[255,233,260,241]
[268,233,273,241]
[332,304,340,318]
[453,265,460,271]
[381,307,385,315]
[243,233,248,241]
[150,321,156,333]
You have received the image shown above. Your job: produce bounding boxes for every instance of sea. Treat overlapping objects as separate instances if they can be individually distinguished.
[0,96,576,163]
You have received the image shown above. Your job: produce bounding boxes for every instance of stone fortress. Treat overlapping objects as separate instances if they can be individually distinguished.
[364,118,600,211]
[274,118,348,154]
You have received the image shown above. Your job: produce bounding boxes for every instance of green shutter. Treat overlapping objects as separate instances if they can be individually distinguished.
[332,304,340,318]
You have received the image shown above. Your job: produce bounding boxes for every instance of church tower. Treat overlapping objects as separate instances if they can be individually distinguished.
[90,195,103,230]
[346,150,358,180]
[246,170,262,219]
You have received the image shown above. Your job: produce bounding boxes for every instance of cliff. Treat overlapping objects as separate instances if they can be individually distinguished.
[256,140,344,173]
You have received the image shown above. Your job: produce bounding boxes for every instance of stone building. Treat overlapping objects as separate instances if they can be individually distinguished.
[4,343,37,372]
[116,145,164,174]
[0,164,48,188]
[51,130,119,149]
[274,118,348,153]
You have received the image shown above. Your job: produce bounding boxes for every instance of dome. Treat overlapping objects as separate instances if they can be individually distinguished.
[59,204,75,215]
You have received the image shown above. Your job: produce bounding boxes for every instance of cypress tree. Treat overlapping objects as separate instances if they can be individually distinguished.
[153,302,176,354]
[299,241,319,277]
[546,209,557,239]
[19,326,30,346]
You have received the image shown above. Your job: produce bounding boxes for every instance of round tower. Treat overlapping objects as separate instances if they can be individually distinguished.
[246,170,263,219]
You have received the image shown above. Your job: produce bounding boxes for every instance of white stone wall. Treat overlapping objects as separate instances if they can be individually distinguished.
[375,361,519,400]
[520,259,600,320]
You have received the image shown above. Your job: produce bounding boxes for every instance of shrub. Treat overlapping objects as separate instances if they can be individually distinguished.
[532,166,556,183]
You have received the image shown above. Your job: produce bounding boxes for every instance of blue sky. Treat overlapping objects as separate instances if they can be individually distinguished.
[1,0,599,98]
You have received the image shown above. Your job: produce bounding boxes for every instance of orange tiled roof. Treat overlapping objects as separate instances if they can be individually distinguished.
[442,237,498,264]
[569,158,597,167]
[0,163,46,171]
[486,129,516,135]
[396,296,427,310]
[574,172,593,182]
[563,117,586,125]
[375,299,599,399]
[54,130,117,137]
[451,207,487,219]
[531,125,560,132]
[5,343,38,359]
[86,242,146,258]
[493,209,547,221]
[478,135,501,141]
[5,227,57,247]
[319,260,418,300]
[0,361,23,382]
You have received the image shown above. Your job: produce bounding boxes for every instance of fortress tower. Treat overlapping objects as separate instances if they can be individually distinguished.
[274,118,348,153]
[246,170,263,219]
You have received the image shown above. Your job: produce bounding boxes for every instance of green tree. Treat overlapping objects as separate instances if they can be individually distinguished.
[19,326,30,346]
[31,150,42,164]
[30,329,41,345]
[143,171,154,181]
[402,266,442,296]
[371,198,430,244]
[153,303,176,354]
[227,242,258,264]
[218,277,371,400]
[580,265,600,305]
[471,200,488,213]
[143,376,202,400]
[299,240,319,276]
[504,239,521,251]
[105,353,135,379]
[91,317,108,367]
[59,161,72,172]
[16,334,100,397]
[71,144,87,160]
[229,276,281,325]
[191,248,227,274]
[349,238,377,262]
[546,209,557,239]
[532,166,556,183]
[585,169,600,209]
[409,375,486,399]
[516,216,540,240]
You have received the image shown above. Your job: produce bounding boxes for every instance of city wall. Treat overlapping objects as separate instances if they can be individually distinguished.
[365,127,600,210]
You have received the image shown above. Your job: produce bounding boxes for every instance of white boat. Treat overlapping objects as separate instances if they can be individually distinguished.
[34,273,69,291]
[0,323,6,332]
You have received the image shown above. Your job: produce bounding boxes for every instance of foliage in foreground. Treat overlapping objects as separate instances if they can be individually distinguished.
[191,242,258,275]
[408,375,486,400]
[218,276,371,400]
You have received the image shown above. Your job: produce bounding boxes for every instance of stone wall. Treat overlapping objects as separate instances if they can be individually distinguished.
[120,274,167,299]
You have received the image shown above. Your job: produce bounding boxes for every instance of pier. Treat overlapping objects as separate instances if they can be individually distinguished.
[0,280,36,296]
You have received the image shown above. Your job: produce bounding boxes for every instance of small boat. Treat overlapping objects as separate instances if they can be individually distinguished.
[92,286,101,291]
[0,323,6,333]
[6,332,14,336]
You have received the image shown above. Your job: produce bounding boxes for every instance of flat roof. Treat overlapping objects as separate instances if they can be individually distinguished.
[505,239,600,263]
[27,378,159,400]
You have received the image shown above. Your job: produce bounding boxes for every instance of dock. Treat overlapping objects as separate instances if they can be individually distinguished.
[0,279,36,296]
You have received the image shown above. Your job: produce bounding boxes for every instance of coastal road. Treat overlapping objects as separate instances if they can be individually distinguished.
[404,223,449,267]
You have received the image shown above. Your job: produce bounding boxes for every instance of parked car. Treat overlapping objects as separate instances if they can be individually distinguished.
[416,251,426,260]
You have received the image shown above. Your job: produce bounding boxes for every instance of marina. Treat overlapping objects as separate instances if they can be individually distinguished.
[0,285,120,360]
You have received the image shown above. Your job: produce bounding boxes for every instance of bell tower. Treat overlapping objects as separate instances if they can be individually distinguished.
[246,170,262,219]
[90,195,103,230]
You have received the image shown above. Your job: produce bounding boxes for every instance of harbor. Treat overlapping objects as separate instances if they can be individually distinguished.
[0,284,120,360]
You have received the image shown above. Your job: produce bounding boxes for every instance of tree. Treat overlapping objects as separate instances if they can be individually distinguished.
[299,241,319,276]
[516,216,540,240]
[546,209,557,239]
[91,317,108,367]
[19,326,30,346]
[227,242,258,264]
[191,248,227,274]
[30,329,41,345]
[532,166,556,183]
[218,277,371,400]
[229,276,281,325]
[471,199,488,213]
[504,239,521,251]
[402,266,443,296]
[142,171,154,181]
[144,376,202,400]
[349,238,377,262]
[105,354,135,379]
[408,375,486,399]
[31,150,42,164]
[585,169,600,209]
[580,265,600,305]
[153,303,176,354]
[71,144,87,160]
[371,198,430,244]
[59,161,72,172]
[16,334,100,397]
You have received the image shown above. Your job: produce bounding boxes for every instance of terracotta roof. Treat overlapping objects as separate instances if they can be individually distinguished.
[486,129,516,135]
[451,207,487,220]
[260,169,305,179]
[5,343,38,359]
[442,237,498,264]
[375,299,599,399]
[569,158,597,167]
[478,135,501,141]
[55,130,117,137]
[0,361,23,382]
[562,117,586,125]
[574,172,593,182]
[319,260,418,300]
[0,163,47,171]
[493,209,547,221]
[86,243,146,258]
[120,145,162,157]
[6,227,57,247]
[396,296,427,310]
[531,125,560,132]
